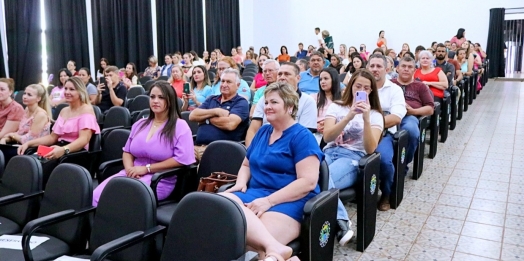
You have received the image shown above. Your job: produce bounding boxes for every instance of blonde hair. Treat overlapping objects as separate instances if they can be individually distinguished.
[169,64,184,83]
[26,84,52,118]
[263,82,299,120]
[66,77,90,104]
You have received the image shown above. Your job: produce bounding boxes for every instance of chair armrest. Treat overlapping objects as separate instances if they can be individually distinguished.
[90,225,166,261]
[98,159,124,183]
[101,126,124,136]
[303,189,338,214]
[217,183,235,193]
[0,191,44,207]
[150,165,198,203]
[22,206,95,261]
[99,159,124,173]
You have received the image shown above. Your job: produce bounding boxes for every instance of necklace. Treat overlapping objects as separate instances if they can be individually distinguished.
[153,119,166,127]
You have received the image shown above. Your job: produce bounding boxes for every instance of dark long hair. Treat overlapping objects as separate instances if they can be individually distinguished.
[126,62,137,79]
[317,67,341,116]
[98,58,109,75]
[57,68,72,86]
[78,67,94,85]
[350,56,365,74]
[456,28,465,39]
[136,80,181,145]
[336,69,383,115]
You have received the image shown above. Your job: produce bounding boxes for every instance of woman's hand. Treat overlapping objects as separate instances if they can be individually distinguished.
[224,183,247,193]
[44,145,66,160]
[245,197,273,217]
[182,93,189,101]
[97,82,106,93]
[123,78,132,88]
[126,166,148,179]
[0,138,7,145]
[17,143,29,155]
[317,120,325,134]
[355,101,371,122]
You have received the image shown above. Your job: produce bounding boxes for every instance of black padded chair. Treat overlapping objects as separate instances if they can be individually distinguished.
[1,164,92,261]
[428,102,441,159]
[457,79,465,120]
[134,109,151,123]
[52,103,69,120]
[143,80,156,92]
[181,111,198,139]
[57,133,102,178]
[448,86,459,130]
[128,95,150,122]
[101,106,132,136]
[413,116,430,180]
[90,192,246,261]
[154,140,247,226]
[0,150,5,179]
[435,93,450,143]
[339,73,347,82]
[338,153,381,251]
[23,176,159,261]
[157,76,169,81]
[0,156,42,236]
[290,56,298,63]
[139,76,152,85]
[390,129,408,209]
[96,129,131,184]
[462,76,471,112]
[208,71,215,82]
[127,86,146,99]
[92,105,104,127]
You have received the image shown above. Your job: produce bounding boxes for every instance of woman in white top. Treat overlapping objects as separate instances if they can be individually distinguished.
[322,69,384,246]
[310,67,342,143]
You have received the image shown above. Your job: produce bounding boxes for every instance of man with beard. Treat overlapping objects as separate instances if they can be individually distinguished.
[392,57,434,175]
[435,43,456,86]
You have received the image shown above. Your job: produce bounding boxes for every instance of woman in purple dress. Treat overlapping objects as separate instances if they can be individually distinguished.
[92,80,195,206]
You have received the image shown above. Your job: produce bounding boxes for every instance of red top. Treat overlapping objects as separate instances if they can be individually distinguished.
[414,67,443,98]
[171,79,184,98]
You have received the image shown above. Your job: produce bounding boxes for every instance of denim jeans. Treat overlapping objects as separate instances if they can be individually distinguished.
[375,133,395,196]
[325,146,366,221]
[400,115,420,167]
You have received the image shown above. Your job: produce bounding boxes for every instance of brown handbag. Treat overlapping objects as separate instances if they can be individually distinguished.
[194,145,207,162]
[197,172,237,193]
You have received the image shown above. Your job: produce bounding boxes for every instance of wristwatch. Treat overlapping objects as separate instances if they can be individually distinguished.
[64,146,70,155]
[146,164,151,173]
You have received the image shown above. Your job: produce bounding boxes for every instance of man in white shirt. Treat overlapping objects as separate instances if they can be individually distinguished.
[367,54,407,211]
[245,62,317,147]
[315,27,324,48]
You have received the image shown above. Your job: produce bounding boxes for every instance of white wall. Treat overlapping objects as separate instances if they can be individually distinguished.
[240,0,523,56]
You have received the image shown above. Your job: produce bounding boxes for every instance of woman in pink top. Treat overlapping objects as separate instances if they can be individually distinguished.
[310,68,342,143]
[250,54,268,91]
[18,77,100,156]
[93,81,195,206]
[450,28,467,47]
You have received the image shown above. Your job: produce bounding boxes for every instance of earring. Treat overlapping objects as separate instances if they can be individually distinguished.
[288,109,292,114]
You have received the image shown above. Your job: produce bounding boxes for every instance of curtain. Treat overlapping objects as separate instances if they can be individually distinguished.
[5,0,41,90]
[45,0,90,78]
[91,0,153,72]
[486,8,506,78]
[0,36,5,78]
[205,0,240,54]
[156,0,204,57]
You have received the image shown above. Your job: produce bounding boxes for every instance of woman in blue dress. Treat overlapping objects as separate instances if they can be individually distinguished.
[221,82,322,261]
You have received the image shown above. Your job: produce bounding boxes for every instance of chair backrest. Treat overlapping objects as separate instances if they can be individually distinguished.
[134,109,150,123]
[92,105,104,126]
[0,156,42,227]
[14,91,24,106]
[101,129,130,163]
[88,133,102,152]
[90,177,157,261]
[103,106,131,129]
[139,76,151,85]
[157,76,169,81]
[143,80,156,92]
[198,140,246,178]
[318,160,329,191]
[0,150,5,179]
[177,97,183,110]
[53,103,69,120]
[339,73,347,82]
[38,164,92,252]
[128,95,150,113]
[181,111,198,136]
[208,71,215,81]
[127,86,146,99]
[160,192,246,261]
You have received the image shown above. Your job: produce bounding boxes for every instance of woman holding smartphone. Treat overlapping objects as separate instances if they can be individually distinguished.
[322,69,384,246]
[181,65,212,111]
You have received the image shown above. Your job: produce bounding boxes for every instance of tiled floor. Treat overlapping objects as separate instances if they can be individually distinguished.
[333,80,524,261]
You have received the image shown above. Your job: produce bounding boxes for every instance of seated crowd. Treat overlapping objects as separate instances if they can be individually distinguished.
[0,26,488,261]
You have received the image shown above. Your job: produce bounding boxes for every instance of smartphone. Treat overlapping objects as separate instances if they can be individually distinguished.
[183,83,191,94]
[356,91,367,103]
[99,77,106,86]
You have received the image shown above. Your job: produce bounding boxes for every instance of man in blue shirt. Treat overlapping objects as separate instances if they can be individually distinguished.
[295,43,308,59]
[297,51,324,94]
[190,68,249,145]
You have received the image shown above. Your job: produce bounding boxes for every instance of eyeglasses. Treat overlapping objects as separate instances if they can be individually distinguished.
[217,67,230,71]
[263,69,275,73]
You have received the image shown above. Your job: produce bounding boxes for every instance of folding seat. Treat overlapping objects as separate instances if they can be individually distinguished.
[428,102,441,158]
[127,95,150,122]
[457,79,465,120]
[139,76,151,85]
[127,86,146,100]
[413,116,430,179]
[0,156,42,236]
[390,130,408,209]
[0,164,92,261]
